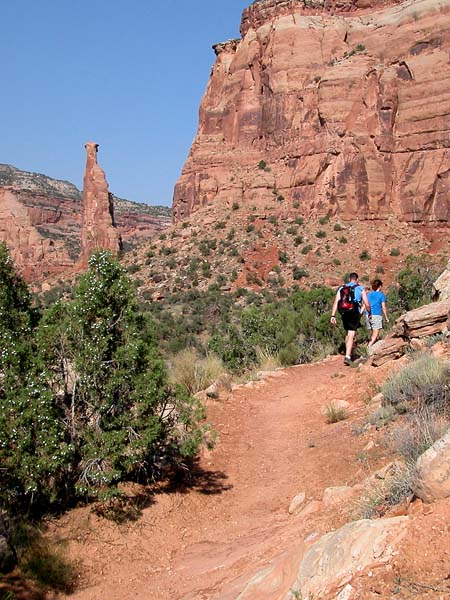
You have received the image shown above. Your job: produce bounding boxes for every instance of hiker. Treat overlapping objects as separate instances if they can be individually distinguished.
[367,279,389,351]
[330,272,371,365]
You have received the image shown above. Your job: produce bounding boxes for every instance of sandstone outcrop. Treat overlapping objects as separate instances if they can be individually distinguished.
[173,0,450,234]
[413,429,450,503]
[289,516,408,598]
[370,299,450,366]
[0,163,171,282]
[79,142,122,265]
[433,259,450,300]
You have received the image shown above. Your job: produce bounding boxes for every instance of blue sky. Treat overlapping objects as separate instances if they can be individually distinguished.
[2,1,251,206]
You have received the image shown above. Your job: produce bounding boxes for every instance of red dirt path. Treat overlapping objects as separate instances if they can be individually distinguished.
[55,357,384,599]
[49,356,450,599]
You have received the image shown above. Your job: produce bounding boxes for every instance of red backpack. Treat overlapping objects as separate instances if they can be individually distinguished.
[337,285,358,314]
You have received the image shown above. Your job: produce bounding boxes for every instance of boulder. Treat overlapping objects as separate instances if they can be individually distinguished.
[288,492,306,515]
[322,486,361,508]
[433,260,450,300]
[393,300,450,339]
[290,517,408,598]
[370,300,450,366]
[413,429,450,503]
[370,337,407,367]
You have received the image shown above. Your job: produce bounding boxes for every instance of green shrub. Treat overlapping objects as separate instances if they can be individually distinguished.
[390,247,401,257]
[294,217,304,225]
[376,265,385,274]
[319,216,329,225]
[392,255,444,312]
[293,266,309,280]
[301,244,313,255]
[0,249,211,514]
[316,230,326,239]
[333,223,343,231]
[294,235,303,246]
[286,226,298,235]
[257,160,267,170]
[268,215,278,225]
[359,249,370,260]
[279,251,289,264]
[339,236,347,244]
[232,202,239,211]
[246,224,255,233]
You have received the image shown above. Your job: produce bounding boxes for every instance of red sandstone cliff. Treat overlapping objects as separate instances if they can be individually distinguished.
[173,0,450,228]
[0,163,171,282]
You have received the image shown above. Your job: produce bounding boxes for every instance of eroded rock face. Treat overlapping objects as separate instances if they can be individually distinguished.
[173,0,450,229]
[0,163,171,282]
[80,142,122,265]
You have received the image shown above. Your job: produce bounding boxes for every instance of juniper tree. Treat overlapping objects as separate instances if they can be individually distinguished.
[37,251,210,501]
[0,248,211,514]
[0,243,70,513]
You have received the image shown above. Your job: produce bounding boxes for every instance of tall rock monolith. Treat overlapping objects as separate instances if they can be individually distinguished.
[80,142,122,266]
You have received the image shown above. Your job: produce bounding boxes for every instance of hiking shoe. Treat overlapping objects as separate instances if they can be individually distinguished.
[344,356,352,366]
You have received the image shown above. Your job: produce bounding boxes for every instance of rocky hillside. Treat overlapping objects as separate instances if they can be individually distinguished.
[173,0,450,233]
[0,163,171,280]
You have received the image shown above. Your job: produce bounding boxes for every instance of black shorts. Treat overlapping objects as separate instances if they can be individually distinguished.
[341,311,361,331]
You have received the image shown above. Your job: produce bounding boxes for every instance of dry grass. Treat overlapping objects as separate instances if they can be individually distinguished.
[168,348,228,394]
[255,347,281,372]
[381,352,450,408]
[325,403,348,424]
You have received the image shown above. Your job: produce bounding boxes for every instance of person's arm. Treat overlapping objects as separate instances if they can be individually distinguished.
[382,300,389,322]
[362,289,371,314]
[330,289,340,325]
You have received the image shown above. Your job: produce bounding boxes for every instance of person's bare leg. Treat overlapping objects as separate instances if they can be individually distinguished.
[370,329,379,346]
[345,330,356,359]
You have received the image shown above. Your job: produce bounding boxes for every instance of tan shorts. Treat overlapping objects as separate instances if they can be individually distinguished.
[368,314,383,330]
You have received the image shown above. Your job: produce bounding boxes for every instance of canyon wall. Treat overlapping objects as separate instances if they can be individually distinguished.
[0,163,171,281]
[173,0,450,227]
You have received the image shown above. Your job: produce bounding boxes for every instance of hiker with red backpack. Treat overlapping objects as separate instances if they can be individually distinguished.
[330,272,371,365]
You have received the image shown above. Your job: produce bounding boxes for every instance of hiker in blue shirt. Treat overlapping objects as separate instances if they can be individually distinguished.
[367,279,389,351]
[330,272,371,365]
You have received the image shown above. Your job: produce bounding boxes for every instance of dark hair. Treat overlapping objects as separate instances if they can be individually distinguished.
[349,272,359,281]
[371,279,382,291]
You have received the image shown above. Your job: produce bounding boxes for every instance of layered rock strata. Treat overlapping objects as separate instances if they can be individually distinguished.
[174,0,450,230]
[0,163,171,281]
[79,142,122,265]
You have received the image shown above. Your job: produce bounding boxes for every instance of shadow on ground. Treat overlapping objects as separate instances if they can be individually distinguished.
[0,574,56,600]
[158,459,233,496]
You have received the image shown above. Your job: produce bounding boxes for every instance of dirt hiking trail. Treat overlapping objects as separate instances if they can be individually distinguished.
[53,356,450,599]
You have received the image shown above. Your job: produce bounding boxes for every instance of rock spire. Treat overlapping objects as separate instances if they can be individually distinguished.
[80,142,122,265]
